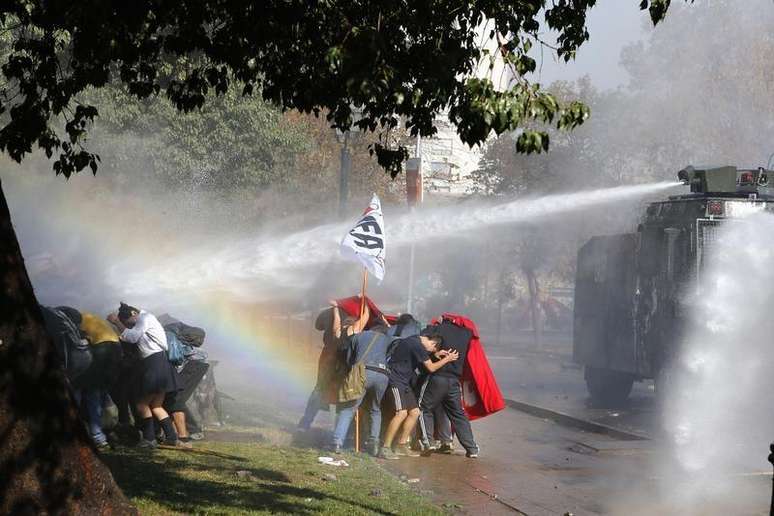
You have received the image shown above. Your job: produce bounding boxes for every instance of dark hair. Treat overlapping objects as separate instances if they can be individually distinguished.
[420,324,444,346]
[394,313,419,338]
[118,302,139,322]
[396,313,416,326]
[56,306,82,326]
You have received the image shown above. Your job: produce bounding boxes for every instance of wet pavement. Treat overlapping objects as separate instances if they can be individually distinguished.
[377,335,771,515]
[382,406,649,515]
[483,333,657,438]
[381,403,769,515]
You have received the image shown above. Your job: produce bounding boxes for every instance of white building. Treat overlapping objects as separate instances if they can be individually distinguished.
[420,20,513,197]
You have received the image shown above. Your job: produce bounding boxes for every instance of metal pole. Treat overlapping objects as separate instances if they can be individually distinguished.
[406,134,421,314]
[339,131,350,217]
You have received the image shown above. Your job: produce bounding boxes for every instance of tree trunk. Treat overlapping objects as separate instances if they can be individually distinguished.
[0,178,136,515]
[524,267,543,349]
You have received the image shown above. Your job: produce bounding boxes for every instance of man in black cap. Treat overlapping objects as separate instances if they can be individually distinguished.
[379,325,459,459]
[417,320,480,458]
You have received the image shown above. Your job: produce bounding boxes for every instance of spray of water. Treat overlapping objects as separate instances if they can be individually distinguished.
[658,212,774,511]
[113,181,680,302]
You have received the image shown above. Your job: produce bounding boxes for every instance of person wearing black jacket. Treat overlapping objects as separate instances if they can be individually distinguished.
[417,321,480,458]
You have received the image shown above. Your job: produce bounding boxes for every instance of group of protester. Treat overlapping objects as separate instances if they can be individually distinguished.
[298,298,480,460]
[40,302,211,451]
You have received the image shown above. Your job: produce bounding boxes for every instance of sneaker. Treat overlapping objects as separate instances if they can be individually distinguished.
[328,444,343,455]
[465,446,479,458]
[378,446,400,460]
[188,432,205,441]
[164,439,193,449]
[394,443,420,457]
[437,443,454,454]
[364,439,380,457]
[137,439,158,450]
[94,440,110,451]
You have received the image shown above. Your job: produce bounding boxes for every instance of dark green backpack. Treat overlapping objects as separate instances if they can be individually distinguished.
[335,333,380,403]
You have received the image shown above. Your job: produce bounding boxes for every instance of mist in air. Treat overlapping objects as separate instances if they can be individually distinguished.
[655,213,774,511]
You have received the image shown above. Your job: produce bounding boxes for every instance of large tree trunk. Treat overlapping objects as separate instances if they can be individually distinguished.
[0,179,136,515]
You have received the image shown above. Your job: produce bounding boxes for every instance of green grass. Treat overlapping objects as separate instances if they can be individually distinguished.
[102,441,443,515]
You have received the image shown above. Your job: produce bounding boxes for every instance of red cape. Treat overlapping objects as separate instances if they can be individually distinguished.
[434,313,506,420]
[335,295,397,329]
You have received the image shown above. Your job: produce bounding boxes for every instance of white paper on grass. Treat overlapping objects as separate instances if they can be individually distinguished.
[340,193,386,281]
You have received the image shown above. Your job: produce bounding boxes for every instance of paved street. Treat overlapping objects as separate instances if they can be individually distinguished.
[381,337,770,515]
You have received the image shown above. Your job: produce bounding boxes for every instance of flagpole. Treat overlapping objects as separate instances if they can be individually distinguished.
[355,267,367,453]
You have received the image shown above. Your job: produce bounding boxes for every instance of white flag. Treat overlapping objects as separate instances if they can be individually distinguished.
[340,193,386,281]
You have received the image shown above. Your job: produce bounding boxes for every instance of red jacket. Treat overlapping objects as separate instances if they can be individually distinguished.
[435,313,506,420]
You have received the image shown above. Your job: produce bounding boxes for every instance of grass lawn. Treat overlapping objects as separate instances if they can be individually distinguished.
[102,440,443,515]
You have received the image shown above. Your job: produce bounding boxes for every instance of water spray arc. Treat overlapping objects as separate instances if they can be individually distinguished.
[111,180,681,303]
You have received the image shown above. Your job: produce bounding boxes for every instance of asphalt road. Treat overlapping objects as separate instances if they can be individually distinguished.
[379,335,770,515]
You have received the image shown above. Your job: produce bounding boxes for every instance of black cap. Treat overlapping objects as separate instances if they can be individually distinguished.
[118,302,139,321]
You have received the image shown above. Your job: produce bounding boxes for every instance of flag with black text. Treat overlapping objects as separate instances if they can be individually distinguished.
[340,194,386,281]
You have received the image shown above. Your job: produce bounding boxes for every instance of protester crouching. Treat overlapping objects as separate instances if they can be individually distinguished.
[39,305,92,387]
[63,307,123,449]
[379,325,459,460]
[108,302,187,449]
[162,318,209,444]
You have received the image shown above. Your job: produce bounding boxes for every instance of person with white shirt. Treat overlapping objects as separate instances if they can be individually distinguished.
[108,302,187,449]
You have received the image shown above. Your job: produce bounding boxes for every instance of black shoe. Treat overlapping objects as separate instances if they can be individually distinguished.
[327,444,342,454]
[437,443,454,454]
[465,446,479,458]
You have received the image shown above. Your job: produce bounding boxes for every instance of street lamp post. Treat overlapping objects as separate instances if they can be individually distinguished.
[406,135,422,314]
[338,131,351,218]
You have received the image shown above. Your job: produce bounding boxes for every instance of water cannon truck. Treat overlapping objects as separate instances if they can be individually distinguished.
[574,165,774,405]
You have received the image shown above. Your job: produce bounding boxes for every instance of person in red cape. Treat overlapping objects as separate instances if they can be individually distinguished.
[446,314,506,420]
[418,314,506,457]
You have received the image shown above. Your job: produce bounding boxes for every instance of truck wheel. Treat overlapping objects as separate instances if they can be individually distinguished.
[584,366,635,407]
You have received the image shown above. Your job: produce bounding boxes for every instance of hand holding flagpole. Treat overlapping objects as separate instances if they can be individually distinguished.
[340,193,386,452]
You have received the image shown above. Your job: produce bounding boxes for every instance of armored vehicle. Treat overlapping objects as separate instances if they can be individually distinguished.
[573,166,774,405]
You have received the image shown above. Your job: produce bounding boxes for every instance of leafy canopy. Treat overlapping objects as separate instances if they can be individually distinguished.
[0,1,686,178]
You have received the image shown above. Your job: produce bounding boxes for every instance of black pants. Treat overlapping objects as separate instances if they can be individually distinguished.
[418,375,477,452]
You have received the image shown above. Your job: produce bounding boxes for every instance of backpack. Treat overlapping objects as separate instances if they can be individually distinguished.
[40,306,92,380]
[334,332,381,403]
[165,329,186,366]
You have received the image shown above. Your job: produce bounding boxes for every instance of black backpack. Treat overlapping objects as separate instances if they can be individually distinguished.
[40,306,91,378]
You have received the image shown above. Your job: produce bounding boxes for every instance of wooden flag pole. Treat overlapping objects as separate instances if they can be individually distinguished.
[355,268,368,453]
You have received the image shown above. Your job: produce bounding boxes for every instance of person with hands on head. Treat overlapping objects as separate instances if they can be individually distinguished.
[108,303,187,449]
[379,324,459,459]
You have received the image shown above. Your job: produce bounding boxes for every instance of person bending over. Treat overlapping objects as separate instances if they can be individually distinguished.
[418,320,480,458]
[58,307,123,449]
[379,326,458,459]
[108,303,187,449]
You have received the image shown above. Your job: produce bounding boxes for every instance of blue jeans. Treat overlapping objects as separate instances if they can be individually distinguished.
[332,369,389,447]
[83,389,108,445]
[298,387,323,430]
